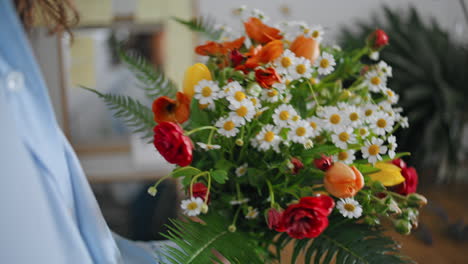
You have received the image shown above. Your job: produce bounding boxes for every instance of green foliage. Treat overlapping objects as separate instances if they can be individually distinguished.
[117,47,178,99]
[162,214,263,264]
[340,6,468,182]
[274,219,413,264]
[82,87,155,140]
[173,16,224,41]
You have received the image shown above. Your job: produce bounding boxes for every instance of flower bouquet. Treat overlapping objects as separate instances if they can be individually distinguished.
[87,7,426,264]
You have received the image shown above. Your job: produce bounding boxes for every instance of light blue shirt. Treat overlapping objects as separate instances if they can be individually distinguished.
[0,0,168,263]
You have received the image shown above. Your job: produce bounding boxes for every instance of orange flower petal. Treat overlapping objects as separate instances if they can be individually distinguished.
[195,36,245,56]
[244,17,282,44]
[152,92,191,124]
[174,92,191,123]
[256,40,284,64]
[290,35,320,63]
[222,36,245,51]
[324,162,364,198]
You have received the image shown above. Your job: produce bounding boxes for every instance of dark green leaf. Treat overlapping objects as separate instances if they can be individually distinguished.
[211,170,228,184]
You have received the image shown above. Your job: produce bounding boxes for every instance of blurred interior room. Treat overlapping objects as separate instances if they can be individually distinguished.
[23,0,468,263]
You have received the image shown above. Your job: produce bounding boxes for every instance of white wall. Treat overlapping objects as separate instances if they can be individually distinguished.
[198,0,467,43]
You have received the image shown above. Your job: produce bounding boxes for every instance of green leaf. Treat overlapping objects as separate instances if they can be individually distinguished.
[302,144,340,159]
[81,86,155,140]
[172,16,224,41]
[214,159,234,171]
[161,214,263,264]
[354,163,381,175]
[117,47,178,99]
[171,166,202,178]
[211,170,228,184]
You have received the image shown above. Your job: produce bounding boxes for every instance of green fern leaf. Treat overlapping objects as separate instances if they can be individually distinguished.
[117,48,178,99]
[172,16,224,41]
[82,87,155,140]
[276,219,413,264]
[161,214,263,264]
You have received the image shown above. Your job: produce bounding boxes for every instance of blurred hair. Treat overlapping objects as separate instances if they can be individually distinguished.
[14,0,79,36]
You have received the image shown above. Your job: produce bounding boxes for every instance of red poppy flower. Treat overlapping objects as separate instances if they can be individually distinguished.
[255,67,281,88]
[290,35,320,63]
[244,17,282,44]
[245,40,284,68]
[195,36,245,56]
[152,92,191,124]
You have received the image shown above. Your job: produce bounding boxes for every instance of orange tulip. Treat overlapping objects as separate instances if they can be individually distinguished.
[152,92,190,124]
[324,162,364,198]
[290,35,320,63]
[244,17,282,44]
[245,40,284,68]
[195,36,245,56]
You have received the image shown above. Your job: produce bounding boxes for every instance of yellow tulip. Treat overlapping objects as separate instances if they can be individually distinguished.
[183,63,212,100]
[369,162,405,186]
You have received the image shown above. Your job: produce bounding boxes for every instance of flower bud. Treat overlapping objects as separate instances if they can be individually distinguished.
[364,216,380,226]
[394,219,412,235]
[229,49,245,67]
[314,154,333,171]
[147,186,157,197]
[201,203,209,214]
[183,63,212,99]
[228,225,237,232]
[324,162,364,198]
[407,193,427,208]
[367,29,389,51]
[385,197,402,215]
[371,181,386,192]
[235,138,244,146]
[290,157,304,175]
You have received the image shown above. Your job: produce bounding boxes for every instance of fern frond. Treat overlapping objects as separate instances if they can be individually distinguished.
[82,87,155,140]
[173,16,224,41]
[117,48,178,99]
[276,219,413,264]
[161,214,263,264]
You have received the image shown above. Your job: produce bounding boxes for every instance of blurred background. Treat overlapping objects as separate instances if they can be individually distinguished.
[28,0,467,263]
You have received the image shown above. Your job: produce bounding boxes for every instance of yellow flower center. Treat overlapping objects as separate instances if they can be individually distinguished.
[223,121,235,131]
[310,121,317,129]
[330,114,341,124]
[386,90,394,97]
[250,98,258,106]
[236,106,248,117]
[296,64,307,74]
[365,109,373,116]
[234,91,246,101]
[285,79,292,85]
[309,78,317,85]
[281,57,292,67]
[359,128,367,136]
[279,110,290,121]
[292,115,300,121]
[312,30,320,38]
[338,151,349,161]
[377,118,387,128]
[349,112,359,121]
[320,59,329,68]
[267,90,278,97]
[201,86,212,97]
[187,202,198,211]
[368,144,380,155]
[199,103,209,110]
[338,132,350,142]
[344,203,355,212]
[296,127,306,137]
[370,76,381,85]
[303,28,310,34]
[264,131,275,142]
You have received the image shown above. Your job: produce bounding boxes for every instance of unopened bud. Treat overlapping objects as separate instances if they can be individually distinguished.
[201,203,209,214]
[228,225,237,232]
[147,186,157,197]
[235,138,244,146]
[314,154,333,171]
[407,193,427,208]
[364,216,380,226]
[394,219,412,235]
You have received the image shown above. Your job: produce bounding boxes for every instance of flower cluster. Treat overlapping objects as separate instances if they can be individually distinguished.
[147,7,425,241]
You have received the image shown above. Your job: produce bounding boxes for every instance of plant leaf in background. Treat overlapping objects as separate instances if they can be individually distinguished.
[81,87,155,140]
[162,214,263,264]
[340,6,468,182]
[173,16,224,41]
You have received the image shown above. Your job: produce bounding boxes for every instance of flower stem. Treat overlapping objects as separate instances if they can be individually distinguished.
[207,129,215,145]
[186,126,217,136]
[306,80,321,108]
[231,205,242,227]
[189,172,208,197]
[266,180,275,208]
[205,172,212,202]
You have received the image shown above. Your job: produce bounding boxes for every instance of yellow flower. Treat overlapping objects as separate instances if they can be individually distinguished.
[369,162,405,186]
[183,63,212,99]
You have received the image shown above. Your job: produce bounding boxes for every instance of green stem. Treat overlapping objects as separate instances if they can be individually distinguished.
[186,126,217,136]
[205,173,212,202]
[306,80,321,108]
[266,180,275,208]
[189,172,209,197]
[236,183,242,200]
[152,173,172,189]
[207,129,215,145]
[231,205,242,226]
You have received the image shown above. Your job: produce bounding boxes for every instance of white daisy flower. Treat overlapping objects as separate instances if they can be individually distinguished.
[246,83,262,97]
[307,116,323,136]
[245,207,259,220]
[181,197,204,216]
[383,88,399,104]
[387,135,397,159]
[370,112,395,136]
[337,102,349,110]
[344,105,363,128]
[278,21,308,41]
[378,61,393,77]
[256,124,281,152]
[236,163,248,177]
[308,25,324,42]
[229,198,250,205]
[275,50,297,75]
[361,137,388,164]
[215,116,240,138]
[289,57,312,79]
[399,116,409,128]
[333,150,356,164]
[229,100,256,125]
[321,106,346,132]
[357,127,370,138]
[362,104,378,120]
[365,70,386,93]
[194,80,220,105]
[337,198,363,219]
[309,77,320,85]
[273,104,298,127]
[315,52,336,75]
[222,81,243,100]
[261,88,281,103]
[197,142,221,151]
[272,82,287,92]
[331,127,357,149]
[249,96,262,110]
[369,51,379,61]
[289,120,314,144]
